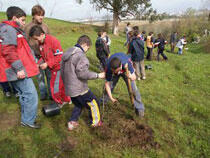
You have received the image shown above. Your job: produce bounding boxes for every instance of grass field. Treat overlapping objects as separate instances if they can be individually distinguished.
[0,12,210,158]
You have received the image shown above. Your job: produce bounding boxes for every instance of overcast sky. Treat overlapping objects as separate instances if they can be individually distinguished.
[0,0,207,21]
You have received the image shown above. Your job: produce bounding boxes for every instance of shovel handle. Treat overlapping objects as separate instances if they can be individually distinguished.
[125,66,135,105]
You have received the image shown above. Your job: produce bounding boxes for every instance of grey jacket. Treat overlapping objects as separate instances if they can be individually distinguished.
[61,46,98,97]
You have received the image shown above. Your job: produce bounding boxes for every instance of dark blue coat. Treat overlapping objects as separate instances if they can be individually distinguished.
[129,37,145,62]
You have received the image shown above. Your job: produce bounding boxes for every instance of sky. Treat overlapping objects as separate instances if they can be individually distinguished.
[0,0,207,21]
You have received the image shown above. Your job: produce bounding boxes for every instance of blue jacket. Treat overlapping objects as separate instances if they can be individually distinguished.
[129,37,145,62]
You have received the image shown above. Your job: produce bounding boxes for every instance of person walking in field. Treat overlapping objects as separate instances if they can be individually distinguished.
[95,29,110,71]
[24,5,51,101]
[176,36,187,55]
[61,35,105,130]
[155,33,168,61]
[29,25,71,108]
[170,32,177,53]
[146,32,154,61]
[129,29,146,80]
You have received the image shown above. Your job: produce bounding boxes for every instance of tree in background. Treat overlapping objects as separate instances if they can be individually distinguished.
[76,0,153,35]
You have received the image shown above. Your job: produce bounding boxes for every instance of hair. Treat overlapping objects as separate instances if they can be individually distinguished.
[77,35,92,46]
[149,32,153,36]
[133,30,140,37]
[158,33,163,38]
[29,25,45,37]
[133,26,139,31]
[127,22,130,26]
[97,29,105,37]
[110,57,121,70]
[142,30,146,35]
[6,6,26,20]
[32,5,45,16]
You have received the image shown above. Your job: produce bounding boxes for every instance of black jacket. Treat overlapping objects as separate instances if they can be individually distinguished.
[95,37,109,59]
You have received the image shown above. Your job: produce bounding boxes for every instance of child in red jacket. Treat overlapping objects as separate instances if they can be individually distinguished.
[29,25,70,107]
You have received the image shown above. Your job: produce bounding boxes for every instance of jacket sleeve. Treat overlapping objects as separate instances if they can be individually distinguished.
[75,54,97,80]
[128,41,134,55]
[46,37,62,70]
[1,25,24,72]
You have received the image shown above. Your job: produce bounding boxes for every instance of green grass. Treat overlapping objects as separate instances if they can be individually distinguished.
[0,12,210,158]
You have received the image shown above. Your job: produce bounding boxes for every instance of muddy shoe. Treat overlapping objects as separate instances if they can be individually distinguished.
[92,121,103,127]
[68,121,79,131]
[135,109,144,118]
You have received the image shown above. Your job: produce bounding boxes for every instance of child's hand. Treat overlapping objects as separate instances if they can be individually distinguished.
[17,70,26,79]
[40,63,48,70]
[98,72,105,79]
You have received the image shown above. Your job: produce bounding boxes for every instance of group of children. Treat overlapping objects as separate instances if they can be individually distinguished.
[0,5,146,131]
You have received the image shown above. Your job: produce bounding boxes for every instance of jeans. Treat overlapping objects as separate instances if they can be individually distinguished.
[0,82,17,94]
[12,78,38,125]
[102,73,144,111]
[37,68,51,99]
[178,48,183,55]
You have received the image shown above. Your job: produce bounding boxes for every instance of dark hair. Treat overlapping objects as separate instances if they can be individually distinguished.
[77,35,92,46]
[158,33,163,38]
[29,25,45,37]
[32,5,45,16]
[142,30,146,35]
[133,30,140,37]
[132,26,139,31]
[110,57,121,70]
[97,29,105,37]
[127,22,130,26]
[6,6,26,20]
[149,32,153,36]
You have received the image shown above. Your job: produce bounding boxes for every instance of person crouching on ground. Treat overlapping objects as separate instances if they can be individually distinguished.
[129,30,146,80]
[95,29,110,71]
[102,52,145,118]
[61,35,105,131]
[29,25,71,108]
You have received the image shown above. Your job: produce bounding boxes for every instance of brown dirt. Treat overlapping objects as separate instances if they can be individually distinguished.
[58,136,78,152]
[92,118,160,150]
[0,111,19,131]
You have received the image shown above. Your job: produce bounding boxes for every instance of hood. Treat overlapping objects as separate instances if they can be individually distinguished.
[62,47,80,62]
[2,20,20,28]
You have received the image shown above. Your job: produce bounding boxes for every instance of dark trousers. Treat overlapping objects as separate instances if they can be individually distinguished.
[0,82,17,94]
[70,90,101,126]
[97,56,108,71]
[146,47,153,60]
[157,49,168,61]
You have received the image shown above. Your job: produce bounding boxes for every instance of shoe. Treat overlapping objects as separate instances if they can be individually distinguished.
[5,92,11,98]
[137,77,141,81]
[92,121,103,127]
[142,76,146,80]
[135,109,144,118]
[68,121,79,131]
[15,93,19,98]
[21,122,41,129]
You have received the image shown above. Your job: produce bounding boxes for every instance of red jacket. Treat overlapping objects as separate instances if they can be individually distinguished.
[0,21,39,82]
[38,34,63,72]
